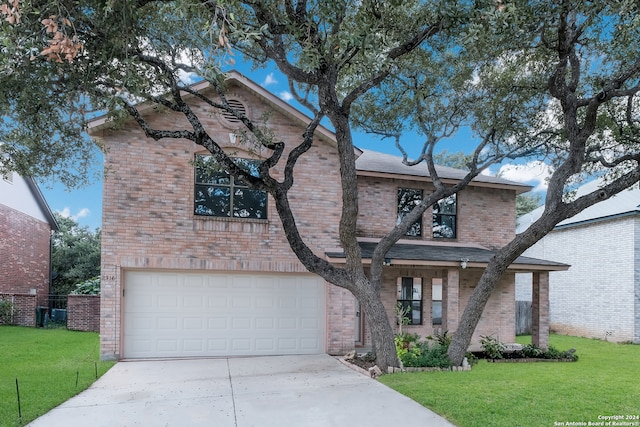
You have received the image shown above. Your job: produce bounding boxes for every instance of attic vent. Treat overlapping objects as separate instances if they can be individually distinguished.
[220,99,247,124]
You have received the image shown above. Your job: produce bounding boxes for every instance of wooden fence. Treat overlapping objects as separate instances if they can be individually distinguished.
[516,300,532,335]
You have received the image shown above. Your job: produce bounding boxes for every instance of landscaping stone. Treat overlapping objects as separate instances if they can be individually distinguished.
[368,365,382,378]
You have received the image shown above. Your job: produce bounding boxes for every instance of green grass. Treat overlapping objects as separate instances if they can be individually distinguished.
[380,335,640,427]
[0,326,115,427]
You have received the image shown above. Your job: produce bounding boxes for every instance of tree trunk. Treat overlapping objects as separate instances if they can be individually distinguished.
[448,224,556,365]
[447,261,509,365]
[355,282,399,371]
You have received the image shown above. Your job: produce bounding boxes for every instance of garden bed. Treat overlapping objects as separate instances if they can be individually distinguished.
[485,357,578,363]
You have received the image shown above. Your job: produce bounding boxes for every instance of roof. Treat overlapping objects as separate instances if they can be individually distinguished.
[87,71,533,192]
[87,70,338,144]
[517,178,640,232]
[25,177,59,231]
[355,150,533,193]
[325,241,569,271]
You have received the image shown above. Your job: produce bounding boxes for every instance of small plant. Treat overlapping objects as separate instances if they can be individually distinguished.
[480,335,505,359]
[0,299,15,324]
[395,302,411,334]
[521,343,544,358]
[70,277,101,295]
[427,330,452,348]
[395,332,420,352]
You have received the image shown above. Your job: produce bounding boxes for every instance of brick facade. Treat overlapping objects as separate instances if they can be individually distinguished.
[93,74,529,360]
[0,204,52,296]
[0,293,37,326]
[519,215,639,343]
[67,295,100,332]
[358,178,516,249]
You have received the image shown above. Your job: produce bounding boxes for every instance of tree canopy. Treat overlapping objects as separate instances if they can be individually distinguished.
[2,0,640,368]
[51,213,101,295]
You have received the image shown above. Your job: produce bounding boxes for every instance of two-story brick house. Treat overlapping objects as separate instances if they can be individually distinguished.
[91,71,567,361]
[1,170,59,325]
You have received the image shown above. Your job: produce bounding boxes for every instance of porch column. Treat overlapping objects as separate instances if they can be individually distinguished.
[531,271,549,349]
[444,269,460,332]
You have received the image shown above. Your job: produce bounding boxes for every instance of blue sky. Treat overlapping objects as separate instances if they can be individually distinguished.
[39,64,551,231]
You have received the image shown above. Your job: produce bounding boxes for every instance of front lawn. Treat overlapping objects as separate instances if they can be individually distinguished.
[380,335,640,427]
[0,326,115,427]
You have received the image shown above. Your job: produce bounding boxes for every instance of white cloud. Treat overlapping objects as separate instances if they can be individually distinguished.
[278,91,294,102]
[178,69,199,85]
[57,207,90,221]
[262,73,278,87]
[496,161,553,192]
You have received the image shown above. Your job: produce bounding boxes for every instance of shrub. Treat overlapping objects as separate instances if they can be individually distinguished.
[395,333,453,368]
[0,299,15,324]
[427,330,452,347]
[70,277,100,295]
[480,335,505,359]
[521,343,545,358]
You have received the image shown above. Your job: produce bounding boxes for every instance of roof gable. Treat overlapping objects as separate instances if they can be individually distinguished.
[0,172,59,230]
[88,70,337,146]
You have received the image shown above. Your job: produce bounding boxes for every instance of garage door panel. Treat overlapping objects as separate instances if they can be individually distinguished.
[208,317,227,329]
[123,271,325,358]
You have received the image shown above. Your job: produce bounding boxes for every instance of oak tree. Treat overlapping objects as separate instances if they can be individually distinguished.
[2,1,640,369]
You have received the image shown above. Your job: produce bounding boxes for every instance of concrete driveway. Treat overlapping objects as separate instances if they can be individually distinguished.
[27,354,455,427]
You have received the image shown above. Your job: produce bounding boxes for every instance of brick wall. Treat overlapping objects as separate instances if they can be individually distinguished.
[519,216,637,343]
[0,204,52,296]
[95,82,344,359]
[376,267,515,351]
[0,293,36,326]
[67,295,100,332]
[94,78,521,359]
[357,178,517,249]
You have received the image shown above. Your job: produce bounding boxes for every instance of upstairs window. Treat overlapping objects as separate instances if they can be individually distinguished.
[397,188,423,237]
[433,194,457,238]
[194,155,267,219]
[397,277,423,325]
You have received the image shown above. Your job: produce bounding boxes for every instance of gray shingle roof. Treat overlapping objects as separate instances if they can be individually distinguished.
[325,242,569,270]
[517,178,640,232]
[355,149,532,192]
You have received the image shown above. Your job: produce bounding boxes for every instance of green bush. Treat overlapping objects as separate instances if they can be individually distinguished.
[480,335,505,359]
[395,333,453,368]
[0,299,15,324]
[521,343,545,358]
[70,277,101,295]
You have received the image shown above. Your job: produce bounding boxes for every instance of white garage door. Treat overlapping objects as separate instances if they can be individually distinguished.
[123,271,325,359]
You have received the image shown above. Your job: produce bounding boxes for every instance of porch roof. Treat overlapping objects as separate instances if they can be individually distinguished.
[325,241,570,271]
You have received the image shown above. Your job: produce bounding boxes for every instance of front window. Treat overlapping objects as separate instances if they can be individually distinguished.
[194,155,267,219]
[397,188,423,237]
[397,277,423,325]
[432,278,443,325]
[433,194,457,238]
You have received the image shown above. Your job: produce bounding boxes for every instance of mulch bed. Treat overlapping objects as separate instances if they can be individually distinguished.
[486,358,577,363]
[345,356,377,370]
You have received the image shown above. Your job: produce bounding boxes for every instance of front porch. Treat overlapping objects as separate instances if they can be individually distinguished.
[325,240,569,353]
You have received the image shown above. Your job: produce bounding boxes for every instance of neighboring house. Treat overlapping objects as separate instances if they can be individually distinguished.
[517,179,640,344]
[90,71,567,361]
[0,170,59,299]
